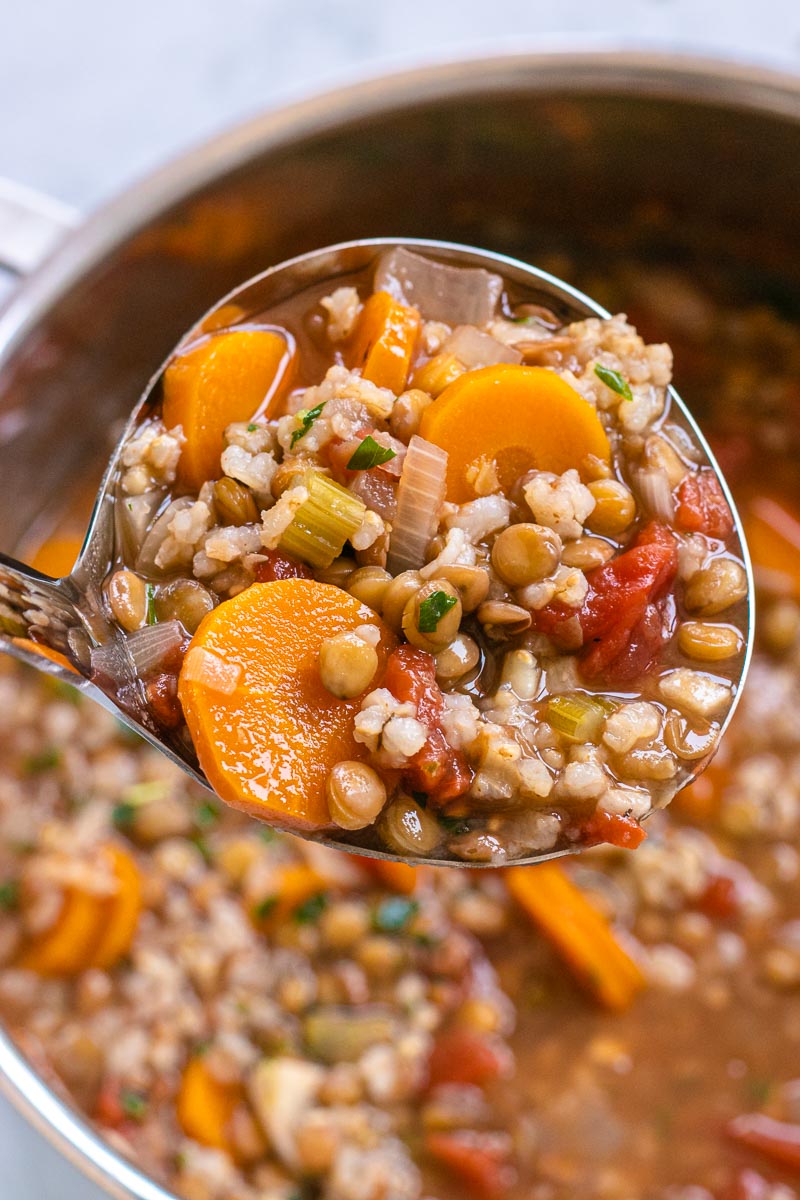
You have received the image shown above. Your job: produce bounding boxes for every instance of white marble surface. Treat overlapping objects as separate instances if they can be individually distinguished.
[0,1,799,1195]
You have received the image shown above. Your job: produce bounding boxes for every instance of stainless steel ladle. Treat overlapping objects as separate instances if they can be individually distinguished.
[0,238,754,865]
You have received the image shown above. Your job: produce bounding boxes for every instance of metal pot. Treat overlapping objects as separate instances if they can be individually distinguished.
[0,48,798,1200]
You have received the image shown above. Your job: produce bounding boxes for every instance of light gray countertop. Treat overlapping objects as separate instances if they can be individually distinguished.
[0,1,798,1195]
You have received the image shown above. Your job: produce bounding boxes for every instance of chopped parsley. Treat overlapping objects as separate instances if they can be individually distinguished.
[372,897,419,933]
[293,892,328,924]
[594,363,633,402]
[417,589,458,634]
[191,834,212,864]
[0,881,19,912]
[253,895,278,922]
[145,583,158,626]
[346,435,397,471]
[119,1089,148,1121]
[23,747,61,775]
[290,402,325,449]
[195,801,219,829]
[112,801,136,830]
[258,826,277,844]
[438,813,470,835]
[246,423,259,432]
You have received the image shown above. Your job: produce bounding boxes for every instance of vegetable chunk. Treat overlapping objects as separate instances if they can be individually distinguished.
[420,364,611,503]
[178,580,395,829]
[163,328,294,492]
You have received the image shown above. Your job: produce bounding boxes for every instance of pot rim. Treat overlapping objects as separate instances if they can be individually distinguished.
[1,43,800,363]
[0,43,798,1200]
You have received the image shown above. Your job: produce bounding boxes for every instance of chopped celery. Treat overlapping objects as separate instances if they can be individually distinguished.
[546,693,617,743]
[279,471,365,569]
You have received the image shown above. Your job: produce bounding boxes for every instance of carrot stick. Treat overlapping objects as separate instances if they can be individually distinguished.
[504,862,645,1011]
[348,291,420,393]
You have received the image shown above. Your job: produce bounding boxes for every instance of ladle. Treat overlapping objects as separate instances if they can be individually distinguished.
[0,239,754,865]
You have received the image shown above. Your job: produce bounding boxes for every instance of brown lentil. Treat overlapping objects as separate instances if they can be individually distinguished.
[491,523,562,588]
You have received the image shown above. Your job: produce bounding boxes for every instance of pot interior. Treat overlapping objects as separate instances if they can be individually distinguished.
[1,84,799,553]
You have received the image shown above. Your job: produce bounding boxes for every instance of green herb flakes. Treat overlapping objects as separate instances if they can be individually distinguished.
[253,895,278,922]
[293,892,328,924]
[373,897,419,933]
[417,590,458,634]
[112,802,136,830]
[246,423,259,432]
[347,435,397,471]
[0,881,19,912]
[120,1089,148,1121]
[145,583,158,626]
[290,402,325,449]
[594,363,633,402]
[195,801,219,829]
[23,747,61,775]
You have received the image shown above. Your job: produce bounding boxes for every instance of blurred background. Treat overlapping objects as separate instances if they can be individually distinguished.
[0,0,798,1195]
[1,0,799,212]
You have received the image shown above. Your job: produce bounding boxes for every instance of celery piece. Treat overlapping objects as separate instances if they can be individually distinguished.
[546,693,612,743]
[279,471,365,569]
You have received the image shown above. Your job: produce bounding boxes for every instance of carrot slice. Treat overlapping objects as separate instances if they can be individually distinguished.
[742,494,800,599]
[353,855,425,895]
[11,639,77,674]
[178,579,395,830]
[88,846,142,969]
[419,364,611,503]
[30,535,83,578]
[18,885,109,977]
[177,1056,242,1152]
[348,291,420,393]
[163,328,295,492]
[504,862,645,1011]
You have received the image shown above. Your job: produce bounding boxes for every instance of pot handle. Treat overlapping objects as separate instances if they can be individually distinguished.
[0,178,77,276]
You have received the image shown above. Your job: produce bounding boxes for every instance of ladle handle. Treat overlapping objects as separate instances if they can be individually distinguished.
[0,178,77,278]
[0,554,84,656]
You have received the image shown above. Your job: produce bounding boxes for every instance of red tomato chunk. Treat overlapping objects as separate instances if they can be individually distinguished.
[253,550,313,582]
[533,521,679,682]
[426,1131,516,1200]
[676,470,735,538]
[382,646,472,803]
[579,810,647,850]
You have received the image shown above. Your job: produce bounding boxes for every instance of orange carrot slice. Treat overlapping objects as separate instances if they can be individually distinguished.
[419,364,611,503]
[163,328,295,492]
[11,639,77,674]
[178,580,395,830]
[177,1056,242,1151]
[88,846,142,970]
[743,494,800,599]
[505,862,645,1011]
[30,535,83,578]
[348,291,420,393]
[18,885,109,977]
[353,856,425,894]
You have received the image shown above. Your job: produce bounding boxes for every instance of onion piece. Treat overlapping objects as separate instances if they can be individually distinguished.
[375,248,503,325]
[182,645,242,695]
[126,619,185,677]
[90,639,134,689]
[636,467,675,522]
[387,435,448,574]
[115,489,162,563]
[136,497,195,576]
[444,325,521,369]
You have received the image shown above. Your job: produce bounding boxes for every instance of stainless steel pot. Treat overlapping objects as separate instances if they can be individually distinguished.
[0,48,798,1200]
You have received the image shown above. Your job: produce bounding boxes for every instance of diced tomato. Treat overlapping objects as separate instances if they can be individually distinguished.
[579,810,647,850]
[697,874,739,920]
[426,1131,516,1200]
[253,550,312,582]
[727,1114,800,1172]
[382,646,472,803]
[94,1077,126,1128]
[676,470,735,539]
[533,521,678,683]
[427,1028,510,1090]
